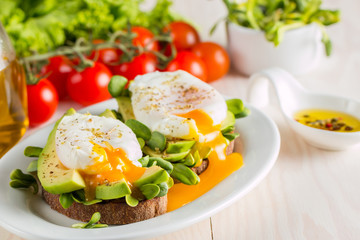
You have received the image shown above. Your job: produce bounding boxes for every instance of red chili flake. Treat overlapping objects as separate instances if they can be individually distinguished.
[325,123,332,128]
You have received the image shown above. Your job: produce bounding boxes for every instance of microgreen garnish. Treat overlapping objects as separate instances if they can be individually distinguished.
[171,163,200,185]
[226,99,250,118]
[24,146,43,157]
[59,193,74,209]
[71,190,102,205]
[217,0,340,56]
[125,119,152,141]
[108,76,128,98]
[9,169,38,194]
[223,132,240,141]
[71,212,108,229]
[125,194,139,207]
[148,131,167,152]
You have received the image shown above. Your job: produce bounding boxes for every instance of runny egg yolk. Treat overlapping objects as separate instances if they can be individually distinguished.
[178,109,227,161]
[167,109,244,212]
[81,142,145,200]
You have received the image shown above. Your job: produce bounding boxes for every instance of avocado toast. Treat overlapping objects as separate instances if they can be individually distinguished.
[13,108,173,225]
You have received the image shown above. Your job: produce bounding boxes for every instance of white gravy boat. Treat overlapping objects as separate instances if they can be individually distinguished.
[247,67,360,150]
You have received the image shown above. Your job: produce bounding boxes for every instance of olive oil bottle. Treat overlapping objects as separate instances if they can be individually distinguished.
[0,23,28,158]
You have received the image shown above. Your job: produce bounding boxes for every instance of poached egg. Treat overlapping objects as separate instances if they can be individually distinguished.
[129,70,229,160]
[129,71,244,212]
[55,113,144,186]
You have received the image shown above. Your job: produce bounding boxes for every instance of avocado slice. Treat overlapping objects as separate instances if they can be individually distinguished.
[166,140,195,154]
[134,166,169,187]
[143,146,190,162]
[95,179,131,200]
[221,111,236,133]
[183,153,195,167]
[99,109,117,119]
[37,108,86,194]
[116,96,135,121]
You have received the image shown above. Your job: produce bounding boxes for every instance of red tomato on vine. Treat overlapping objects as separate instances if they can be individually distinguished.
[164,21,200,51]
[131,26,159,52]
[191,42,230,82]
[66,62,112,106]
[89,39,122,66]
[27,78,58,127]
[110,53,157,81]
[40,56,74,99]
[165,51,207,82]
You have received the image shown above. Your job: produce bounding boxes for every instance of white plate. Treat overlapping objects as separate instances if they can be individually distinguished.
[0,99,280,240]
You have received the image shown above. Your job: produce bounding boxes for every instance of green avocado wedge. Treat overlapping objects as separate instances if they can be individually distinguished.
[117,96,135,121]
[37,108,86,194]
[99,109,117,119]
[221,111,236,133]
[96,179,131,200]
[134,166,169,187]
[166,140,195,154]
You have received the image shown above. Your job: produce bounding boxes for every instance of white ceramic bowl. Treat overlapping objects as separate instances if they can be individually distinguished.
[227,22,323,76]
[248,68,360,151]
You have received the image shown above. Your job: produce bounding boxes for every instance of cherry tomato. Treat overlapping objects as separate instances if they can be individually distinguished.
[27,78,58,127]
[89,39,122,66]
[164,21,200,51]
[110,53,157,81]
[40,56,74,99]
[67,62,112,106]
[165,51,207,81]
[192,42,230,82]
[131,26,159,52]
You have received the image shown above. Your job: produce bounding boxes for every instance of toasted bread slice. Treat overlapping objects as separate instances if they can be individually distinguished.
[42,190,167,225]
[42,140,234,224]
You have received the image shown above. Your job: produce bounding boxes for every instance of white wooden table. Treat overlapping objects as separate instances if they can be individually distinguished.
[2,0,360,239]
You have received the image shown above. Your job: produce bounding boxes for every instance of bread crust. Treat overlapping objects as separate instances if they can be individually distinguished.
[42,190,167,225]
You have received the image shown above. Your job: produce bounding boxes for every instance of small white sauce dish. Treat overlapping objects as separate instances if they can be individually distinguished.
[226,22,323,76]
[247,67,360,151]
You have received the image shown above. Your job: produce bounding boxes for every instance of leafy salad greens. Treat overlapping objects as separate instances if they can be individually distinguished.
[217,0,340,56]
[0,0,179,57]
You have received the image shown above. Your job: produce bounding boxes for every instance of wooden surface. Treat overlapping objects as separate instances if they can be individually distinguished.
[1,0,360,239]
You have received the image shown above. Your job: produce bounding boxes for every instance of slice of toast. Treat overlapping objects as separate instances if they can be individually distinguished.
[41,140,234,224]
[42,190,167,225]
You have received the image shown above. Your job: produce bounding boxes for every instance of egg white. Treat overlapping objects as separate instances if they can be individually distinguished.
[55,113,142,170]
[129,70,227,140]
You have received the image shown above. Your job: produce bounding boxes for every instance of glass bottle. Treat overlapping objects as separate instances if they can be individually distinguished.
[0,22,28,158]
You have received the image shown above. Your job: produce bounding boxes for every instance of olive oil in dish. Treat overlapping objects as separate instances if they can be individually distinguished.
[294,109,360,132]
